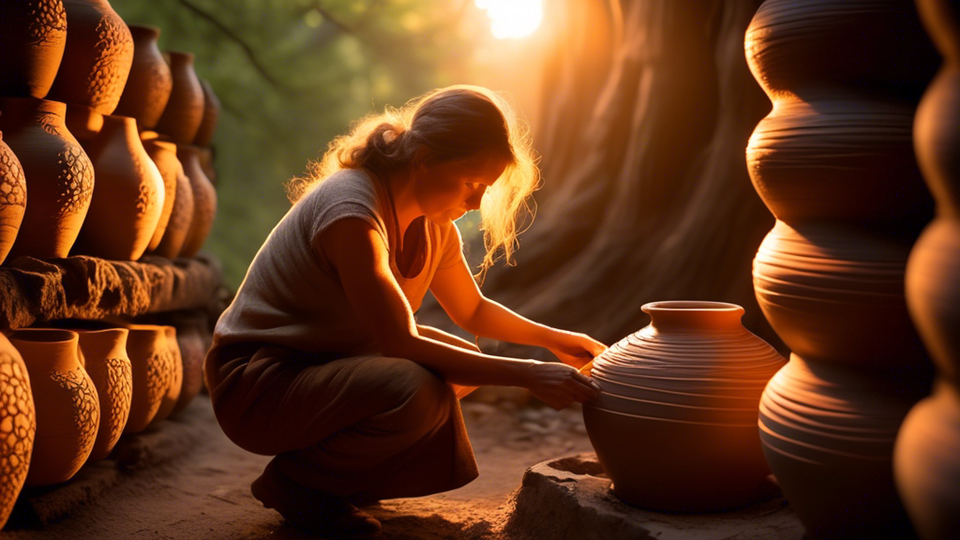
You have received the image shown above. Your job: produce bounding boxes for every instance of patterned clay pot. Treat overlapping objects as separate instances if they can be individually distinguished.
[582,301,785,511]
[178,145,216,257]
[114,25,172,131]
[153,147,194,259]
[73,115,165,260]
[123,324,174,433]
[8,329,98,487]
[147,326,183,426]
[142,138,180,253]
[171,315,206,414]
[192,79,220,147]
[46,0,134,115]
[0,0,67,99]
[75,328,132,461]
[154,52,204,146]
[0,334,36,529]
[0,97,94,259]
[0,133,27,265]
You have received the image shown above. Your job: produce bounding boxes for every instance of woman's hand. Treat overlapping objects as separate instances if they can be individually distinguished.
[522,361,601,410]
[546,330,608,369]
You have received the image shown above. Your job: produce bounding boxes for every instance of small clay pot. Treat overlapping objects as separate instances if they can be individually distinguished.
[73,115,165,260]
[46,0,134,114]
[8,329,99,488]
[0,333,36,529]
[75,328,132,461]
[0,97,94,259]
[152,146,194,259]
[142,138,180,254]
[197,146,217,187]
[123,324,174,433]
[154,52,204,146]
[177,145,216,257]
[0,0,67,99]
[171,317,206,415]
[0,133,27,265]
[147,326,183,426]
[114,25,173,130]
[192,79,220,147]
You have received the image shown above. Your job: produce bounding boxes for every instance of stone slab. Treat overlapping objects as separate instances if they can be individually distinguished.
[502,453,806,540]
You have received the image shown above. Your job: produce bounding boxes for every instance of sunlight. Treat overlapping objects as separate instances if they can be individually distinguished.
[475,0,543,39]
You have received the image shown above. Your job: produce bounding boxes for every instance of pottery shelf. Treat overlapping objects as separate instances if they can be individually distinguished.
[0,252,222,330]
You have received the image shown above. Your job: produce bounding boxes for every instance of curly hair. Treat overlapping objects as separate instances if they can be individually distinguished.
[286,85,540,280]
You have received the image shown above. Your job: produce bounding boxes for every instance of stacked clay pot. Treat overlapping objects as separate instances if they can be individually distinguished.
[744,1,939,537]
[894,1,960,538]
[582,301,785,511]
[177,145,216,257]
[123,324,178,433]
[171,312,207,414]
[0,97,94,259]
[155,52,204,146]
[0,0,67,99]
[0,334,36,529]
[74,328,132,461]
[114,25,172,132]
[147,326,183,426]
[8,329,99,487]
[0,134,27,265]
[142,138,183,254]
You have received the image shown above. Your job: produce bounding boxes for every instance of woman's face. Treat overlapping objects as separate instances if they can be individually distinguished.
[413,157,508,223]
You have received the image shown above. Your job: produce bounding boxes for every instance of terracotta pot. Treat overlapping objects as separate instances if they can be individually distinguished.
[147,326,182,426]
[154,52,204,146]
[895,381,960,540]
[114,25,172,130]
[171,318,206,415]
[0,133,27,265]
[0,0,67,99]
[64,103,104,145]
[0,334,36,529]
[759,355,918,538]
[177,145,216,257]
[74,328,131,461]
[152,147,194,259]
[46,0,134,115]
[0,97,94,259]
[582,301,785,511]
[123,324,174,433]
[73,115,165,260]
[8,329,98,487]
[192,79,220,147]
[197,146,217,187]
[142,139,180,253]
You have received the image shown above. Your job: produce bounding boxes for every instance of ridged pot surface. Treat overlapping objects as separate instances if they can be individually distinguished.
[0,334,36,529]
[0,0,67,99]
[147,326,182,426]
[0,133,27,264]
[123,324,173,433]
[75,328,132,461]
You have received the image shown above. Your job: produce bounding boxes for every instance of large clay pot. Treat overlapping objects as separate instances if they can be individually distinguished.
[75,328,131,461]
[154,52,204,146]
[0,0,67,99]
[171,314,207,414]
[64,103,104,146]
[142,138,180,253]
[582,301,785,511]
[153,148,194,259]
[192,79,220,147]
[46,0,134,115]
[147,326,183,426]
[0,334,36,529]
[178,145,216,257]
[73,115,165,260]
[0,133,27,265]
[0,97,94,259]
[123,324,175,433]
[8,329,98,487]
[114,25,172,131]
[197,146,217,187]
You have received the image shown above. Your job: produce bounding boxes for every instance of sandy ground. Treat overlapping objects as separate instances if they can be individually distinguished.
[4,392,594,539]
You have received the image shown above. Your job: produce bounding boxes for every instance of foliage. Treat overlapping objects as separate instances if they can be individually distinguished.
[111,0,479,290]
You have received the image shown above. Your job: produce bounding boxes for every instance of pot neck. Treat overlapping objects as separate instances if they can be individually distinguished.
[0,97,66,130]
[8,329,80,372]
[642,301,745,334]
[129,24,160,44]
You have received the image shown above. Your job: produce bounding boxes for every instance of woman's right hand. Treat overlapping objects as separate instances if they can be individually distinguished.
[523,361,602,410]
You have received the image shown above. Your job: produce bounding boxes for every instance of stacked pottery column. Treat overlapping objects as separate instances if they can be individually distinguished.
[894,1,960,539]
[744,1,939,538]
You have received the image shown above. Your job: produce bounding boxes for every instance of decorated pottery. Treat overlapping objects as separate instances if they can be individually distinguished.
[192,79,220,147]
[147,326,183,426]
[123,324,174,433]
[171,314,207,414]
[152,149,194,259]
[178,145,216,257]
[74,328,131,461]
[0,97,94,259]
[46,0,134,115]
[0,334,36,529]
[8,329,98,487]
[73,115,164,260]
[142,138,180,253]
[154,52,205,146]
[114,25,173,130]
[0,0,67,99]
[0,134,27,265]
[582,301,785,511]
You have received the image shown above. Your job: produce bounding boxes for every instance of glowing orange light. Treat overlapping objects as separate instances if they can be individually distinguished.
[475,0,543,39]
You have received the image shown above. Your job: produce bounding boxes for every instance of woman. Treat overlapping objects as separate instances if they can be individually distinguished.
[204,85,606,538]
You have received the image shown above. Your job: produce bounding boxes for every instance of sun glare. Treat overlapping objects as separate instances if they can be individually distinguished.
[475,0,543,39]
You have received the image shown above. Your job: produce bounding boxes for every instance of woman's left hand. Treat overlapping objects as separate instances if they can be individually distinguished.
[546,330,607,369]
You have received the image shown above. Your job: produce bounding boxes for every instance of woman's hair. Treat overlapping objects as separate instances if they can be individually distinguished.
[286,85,540,280]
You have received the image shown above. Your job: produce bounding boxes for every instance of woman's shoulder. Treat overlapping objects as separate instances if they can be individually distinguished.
[303,168,377,201]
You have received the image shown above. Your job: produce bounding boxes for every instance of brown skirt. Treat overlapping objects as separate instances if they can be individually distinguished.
[203,342,478,500]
